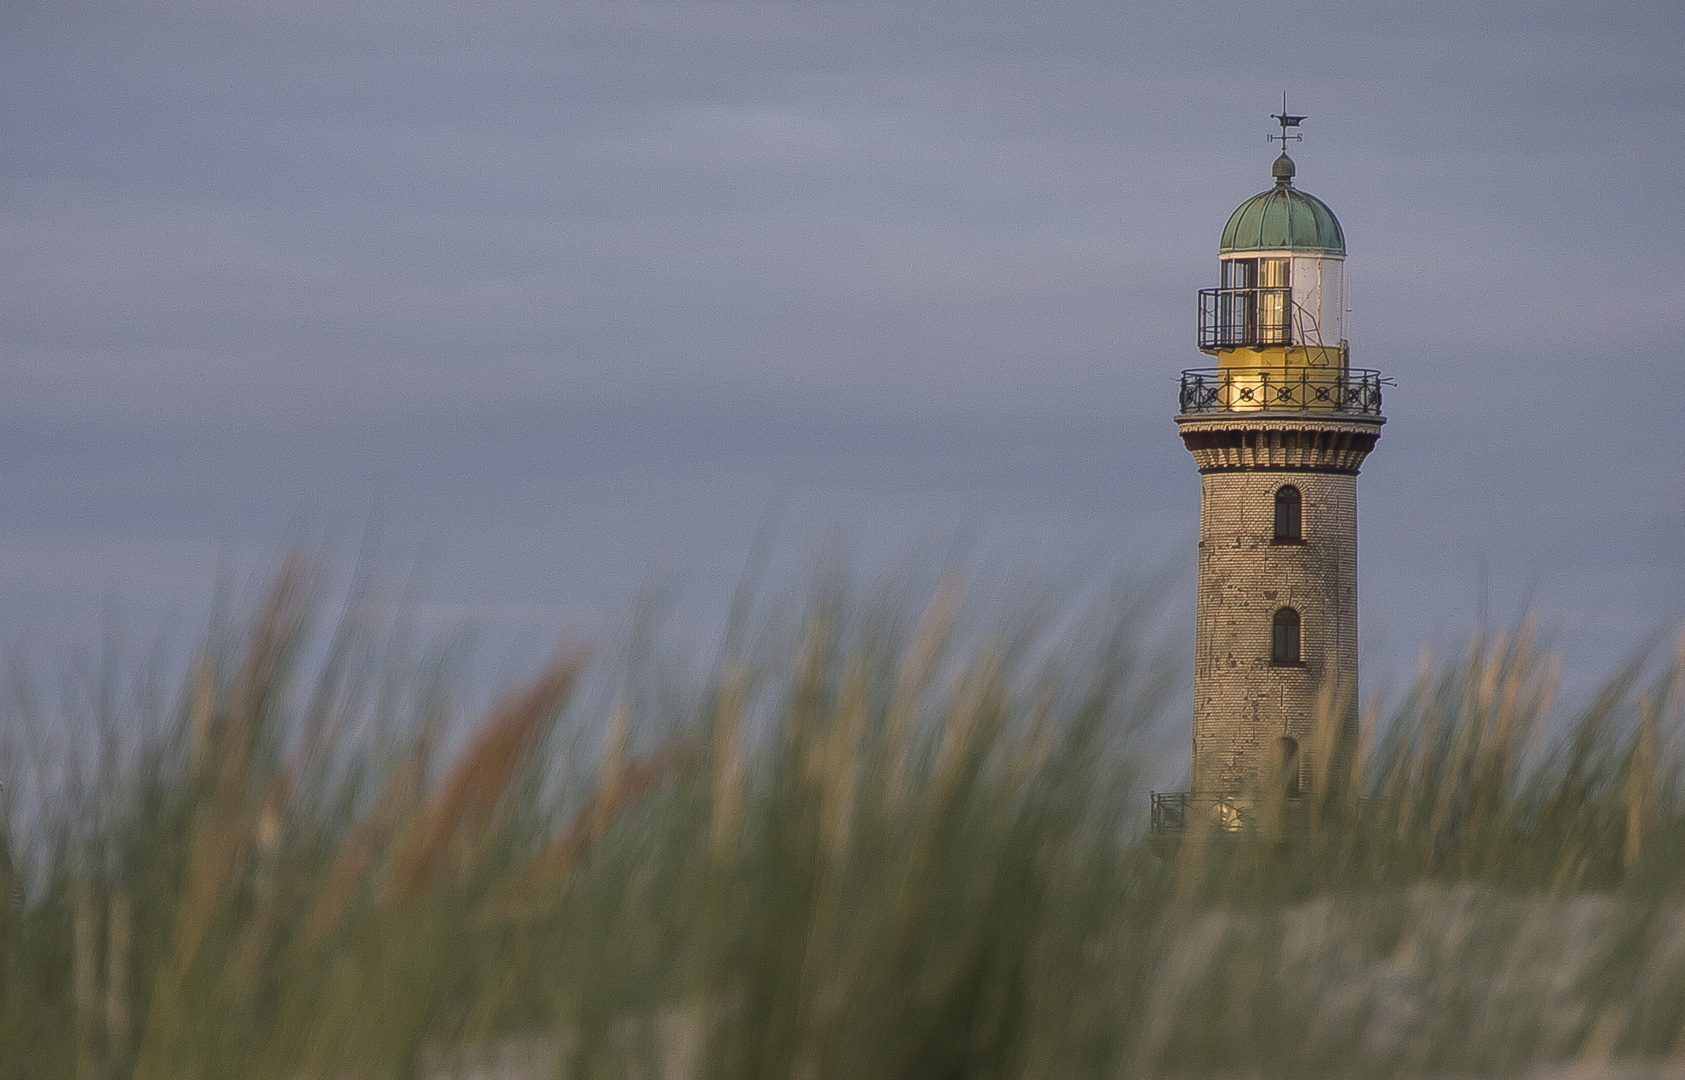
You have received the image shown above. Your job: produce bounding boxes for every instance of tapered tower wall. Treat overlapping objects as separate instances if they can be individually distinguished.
[1178,414,1380,799]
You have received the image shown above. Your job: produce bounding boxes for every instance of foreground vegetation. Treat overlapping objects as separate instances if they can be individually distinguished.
[2,557,1683,1079]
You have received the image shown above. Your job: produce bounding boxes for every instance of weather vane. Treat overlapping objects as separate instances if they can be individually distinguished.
[1268,92,1306,149]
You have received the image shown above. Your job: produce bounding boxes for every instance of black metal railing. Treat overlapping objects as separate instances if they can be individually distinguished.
[1150,790,1377,836]
[1152,791,1255,833]
[1150,791,1194,833]
[1178,367,1385,416]
[1199,286,1293,349]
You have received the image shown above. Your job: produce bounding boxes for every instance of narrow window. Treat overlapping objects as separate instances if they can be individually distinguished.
[1273,485,1302,541]
[1257,258,1290,344]
[1272,608,1301,665]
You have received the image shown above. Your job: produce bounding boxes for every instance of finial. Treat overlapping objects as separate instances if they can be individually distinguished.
[1267,93,1305,186]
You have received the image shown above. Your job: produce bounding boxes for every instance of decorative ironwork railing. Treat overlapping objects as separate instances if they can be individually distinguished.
[1199,286,1293,349]
[1150,791,1198,833]
[1178,367,1386,416]
[1149,791,1377,836]
[1152,791,1275,834]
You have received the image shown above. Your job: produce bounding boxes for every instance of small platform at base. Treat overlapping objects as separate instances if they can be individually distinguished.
[1147,790,1370,859]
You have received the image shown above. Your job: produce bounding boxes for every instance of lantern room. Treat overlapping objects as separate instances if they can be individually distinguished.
[1200,150,1348,370]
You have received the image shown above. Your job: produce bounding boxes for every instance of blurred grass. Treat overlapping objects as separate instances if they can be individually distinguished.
[2,556,1685,1078]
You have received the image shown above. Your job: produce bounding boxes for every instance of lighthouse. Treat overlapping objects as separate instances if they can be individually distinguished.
[1159,110,1385,832]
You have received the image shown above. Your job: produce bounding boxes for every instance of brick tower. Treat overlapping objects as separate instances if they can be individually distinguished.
[1167,111,1384,830]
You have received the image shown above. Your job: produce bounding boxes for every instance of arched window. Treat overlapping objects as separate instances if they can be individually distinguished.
[1273,485,1302,541]
[1272,608,1301,665]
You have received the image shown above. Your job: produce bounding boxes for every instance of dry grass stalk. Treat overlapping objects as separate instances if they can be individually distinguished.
[74,887,100,1080]
[1257,737,1286,843]
[1626,693,1658,872]
[219,862,297,1003]
[707,657,748,859]
[1550,853,1591,895]
[885,576,962,812]
[1341,693,1379,866]
[896,642,1003,934]
[589,696,631,839]
[1658,629,1685,782]
[1465,626,1539,869]
[220,556,308,790]
[1529,656,1563,777]
[819,663,866,867]
[1482,630,1526,781]
[711,659,748,861]
[1392,645,1436,834]
[166,812,250,992]
[1665,628,1685,720]
[135,564,312,1079]
[1013,681,1057,784]
[0,833,18,913]
[1352,694,1375,807]
[187,656,214,776]
[224,766,297,992]
[301,742,429,949]
[929,642,1002,814]
[794,664,870,1079]
[1430,633,1496,858]
[792,610,833,761]
[481,741,700,919]
[1173,785,1218,906]
[1308,672,1344,834]
[386,647,587,903]
[105,889,132,1058]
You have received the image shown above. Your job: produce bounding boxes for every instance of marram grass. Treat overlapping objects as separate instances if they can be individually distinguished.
[2,558,1685,1079]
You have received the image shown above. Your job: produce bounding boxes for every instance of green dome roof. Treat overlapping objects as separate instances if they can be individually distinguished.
[1219,154,1345,254]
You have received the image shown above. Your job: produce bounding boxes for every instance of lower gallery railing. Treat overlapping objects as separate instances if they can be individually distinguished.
[1149,791,1374,836]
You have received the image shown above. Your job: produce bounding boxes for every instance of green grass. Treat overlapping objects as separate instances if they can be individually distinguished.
[2,556,1684,1078]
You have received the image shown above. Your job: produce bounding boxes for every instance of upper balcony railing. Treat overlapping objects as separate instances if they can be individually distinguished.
[1178,367,1386,416]
[1199,286,1293,350]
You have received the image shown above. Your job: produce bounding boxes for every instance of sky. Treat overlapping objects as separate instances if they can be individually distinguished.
[3,0,1683,716]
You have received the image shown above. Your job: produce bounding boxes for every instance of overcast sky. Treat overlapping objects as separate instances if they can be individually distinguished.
[3,0,1683,709]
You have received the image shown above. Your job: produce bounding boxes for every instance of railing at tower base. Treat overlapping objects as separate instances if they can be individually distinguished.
[1150,790,1376,848]
[1152,791,1265,835]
